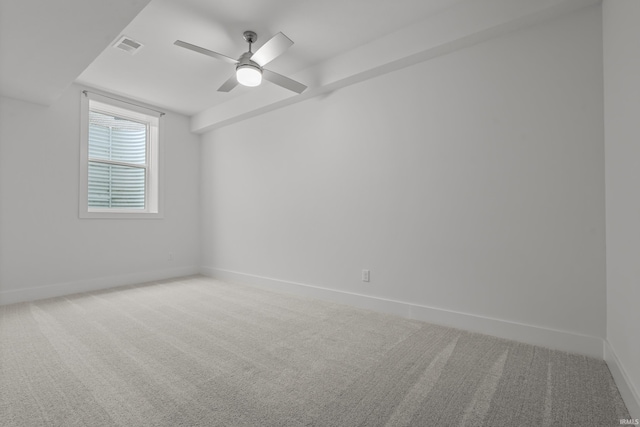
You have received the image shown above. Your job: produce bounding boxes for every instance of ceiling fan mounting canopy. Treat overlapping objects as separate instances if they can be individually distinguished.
[174,30,307,94]
[242,31,257,45]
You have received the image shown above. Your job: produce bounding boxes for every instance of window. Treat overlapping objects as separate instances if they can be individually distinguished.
[79,92,163,218]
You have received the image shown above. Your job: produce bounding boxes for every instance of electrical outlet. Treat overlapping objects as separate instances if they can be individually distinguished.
[168,252,174,262]
[362,269,370,282]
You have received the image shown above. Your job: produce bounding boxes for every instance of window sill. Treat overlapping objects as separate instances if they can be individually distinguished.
[79,210,163,219]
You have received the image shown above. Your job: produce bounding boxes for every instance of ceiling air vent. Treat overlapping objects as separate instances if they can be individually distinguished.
[113,36,143,55]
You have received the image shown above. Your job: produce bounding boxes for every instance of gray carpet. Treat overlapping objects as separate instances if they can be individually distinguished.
[0,275,630,426]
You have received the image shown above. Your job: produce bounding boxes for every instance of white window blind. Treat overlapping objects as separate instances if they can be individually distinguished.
[88,111,148,209]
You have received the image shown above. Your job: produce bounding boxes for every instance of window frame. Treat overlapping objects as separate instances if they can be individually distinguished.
[79,92,164,219]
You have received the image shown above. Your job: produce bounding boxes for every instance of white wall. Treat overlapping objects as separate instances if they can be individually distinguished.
[603,0,640,418]
[0,84,200,304]
[201,6,605,353]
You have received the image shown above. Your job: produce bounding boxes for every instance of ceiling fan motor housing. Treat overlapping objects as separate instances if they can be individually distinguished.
[237,52,261,70]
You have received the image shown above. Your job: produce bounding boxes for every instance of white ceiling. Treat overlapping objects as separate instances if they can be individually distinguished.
[1,0,598,129]
[0,0,150,105]
[75,0,465,116]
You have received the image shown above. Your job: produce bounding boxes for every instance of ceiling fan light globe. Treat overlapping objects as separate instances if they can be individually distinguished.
[236,65,262,87]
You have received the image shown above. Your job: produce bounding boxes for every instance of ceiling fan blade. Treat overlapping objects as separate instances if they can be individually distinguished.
[174,40,238,65]
[250,32,293,67]
[262,69,307,94]
[217,74,239,92]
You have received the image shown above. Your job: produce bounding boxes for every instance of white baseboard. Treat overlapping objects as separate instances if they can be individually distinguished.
[201,266,605,359]
[605,341,640,419]
[0,266,201,306]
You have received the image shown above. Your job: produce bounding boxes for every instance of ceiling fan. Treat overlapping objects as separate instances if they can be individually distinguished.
[174,31,307,94]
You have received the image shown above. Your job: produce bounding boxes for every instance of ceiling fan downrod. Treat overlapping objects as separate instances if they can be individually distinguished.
[243,31,257,53]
